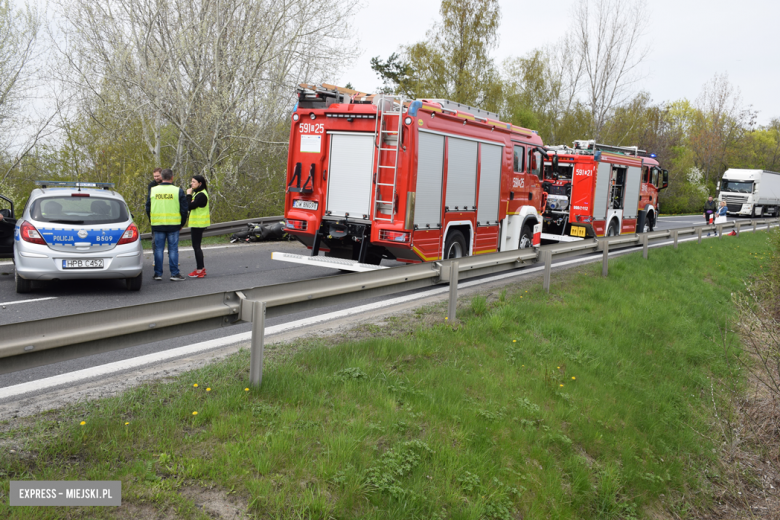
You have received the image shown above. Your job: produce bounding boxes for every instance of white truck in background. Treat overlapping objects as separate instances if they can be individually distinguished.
[718,169,780,218]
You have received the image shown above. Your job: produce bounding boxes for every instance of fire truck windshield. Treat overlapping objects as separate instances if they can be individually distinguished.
[544,164,573,180]
[721,180,753,193]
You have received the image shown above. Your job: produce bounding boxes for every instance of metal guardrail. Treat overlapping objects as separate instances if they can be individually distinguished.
[1,218,778,375]
[139,216,285,241]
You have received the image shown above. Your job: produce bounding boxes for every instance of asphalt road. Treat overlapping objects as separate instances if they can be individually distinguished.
[0,214,752,389]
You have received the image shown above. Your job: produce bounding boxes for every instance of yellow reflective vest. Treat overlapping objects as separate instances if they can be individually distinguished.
[150,184,182,227]
[188,190,210,228]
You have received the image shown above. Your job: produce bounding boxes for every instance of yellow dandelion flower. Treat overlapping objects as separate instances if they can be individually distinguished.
[80,421,86,426]
[193,383,198,388]
[572,377,576,380]
[192,411,198,416]
[206,388,211,392]
[559,384,564,387]
[125,422,129,426]
[513,340,516,343]
[557,366,560,369]
[245,388,249,392]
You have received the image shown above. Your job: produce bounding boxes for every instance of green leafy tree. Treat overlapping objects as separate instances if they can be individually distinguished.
[502,46,590,144]
[371,0,503,111]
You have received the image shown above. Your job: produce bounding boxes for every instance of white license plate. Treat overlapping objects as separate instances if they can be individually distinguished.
[63,259,104,269]
[292,199,318,210]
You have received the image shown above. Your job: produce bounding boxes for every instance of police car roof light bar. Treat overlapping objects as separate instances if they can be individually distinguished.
[35,180,115,190]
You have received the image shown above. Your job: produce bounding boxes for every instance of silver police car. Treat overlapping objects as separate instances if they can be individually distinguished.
[14,181,143,293]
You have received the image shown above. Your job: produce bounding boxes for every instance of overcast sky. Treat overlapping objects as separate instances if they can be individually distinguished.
[337,0,779,126]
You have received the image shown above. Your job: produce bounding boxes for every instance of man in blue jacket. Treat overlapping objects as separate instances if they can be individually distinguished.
[146,169,188,281]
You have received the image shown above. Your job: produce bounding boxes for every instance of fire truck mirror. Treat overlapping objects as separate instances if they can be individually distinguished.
[552,155,559,176]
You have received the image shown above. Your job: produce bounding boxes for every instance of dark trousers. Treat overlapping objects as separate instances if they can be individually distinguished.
[192,227,205,269]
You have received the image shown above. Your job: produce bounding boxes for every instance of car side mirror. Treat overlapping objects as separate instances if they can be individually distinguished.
[0,209,11,218]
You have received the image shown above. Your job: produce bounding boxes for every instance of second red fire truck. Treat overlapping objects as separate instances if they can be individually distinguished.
[540,141,668,240]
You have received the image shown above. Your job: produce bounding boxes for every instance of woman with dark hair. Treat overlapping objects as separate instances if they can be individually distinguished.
[186,175,210,278]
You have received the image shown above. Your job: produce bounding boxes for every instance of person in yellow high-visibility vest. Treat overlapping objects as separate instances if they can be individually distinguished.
[145,169,188,281]
[186,175,210,278]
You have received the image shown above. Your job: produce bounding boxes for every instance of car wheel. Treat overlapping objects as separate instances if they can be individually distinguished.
[15,270,32,294]
[607,220,619,237]
[444,230,466,259]
[126,272,143,291]
[518,225,533,249]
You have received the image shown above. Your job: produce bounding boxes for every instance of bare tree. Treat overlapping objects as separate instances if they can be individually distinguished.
[58,0,355,187]
[689,73,756,184]
[572,0,648,140]
[0,0,58,181]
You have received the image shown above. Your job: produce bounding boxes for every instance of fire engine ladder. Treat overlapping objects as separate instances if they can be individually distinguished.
[373,95,404,222]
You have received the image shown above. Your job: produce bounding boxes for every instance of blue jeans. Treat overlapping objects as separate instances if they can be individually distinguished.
[153,230,180,277]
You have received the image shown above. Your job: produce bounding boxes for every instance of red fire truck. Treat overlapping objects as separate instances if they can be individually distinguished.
[540,141,668,240]
[283,84,548,266]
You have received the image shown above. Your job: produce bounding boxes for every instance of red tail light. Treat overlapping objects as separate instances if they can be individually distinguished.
[20,221,47,245]
[117,223,139,244]
[379,230,410,243]
[285,219,307,231]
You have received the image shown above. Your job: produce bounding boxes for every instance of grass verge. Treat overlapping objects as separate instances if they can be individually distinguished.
[0,231,775,519]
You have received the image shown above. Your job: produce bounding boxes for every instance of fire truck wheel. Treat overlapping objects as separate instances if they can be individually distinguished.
[607,220,619,237]
[642,212,654,233]
[518,225,533,249]
[444,230,467,259]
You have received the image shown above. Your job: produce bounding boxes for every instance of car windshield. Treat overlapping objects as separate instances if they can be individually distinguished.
[30,195,129,224]
[721,180,753,193]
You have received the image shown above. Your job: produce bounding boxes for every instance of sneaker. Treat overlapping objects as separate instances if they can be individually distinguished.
[198,268,206,278]
[153,275,162,281]
[188,269,202,278]
[170,274,185,281]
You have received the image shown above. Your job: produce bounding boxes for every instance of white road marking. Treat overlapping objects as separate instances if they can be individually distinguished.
[0,297,58,307]
[0,222,774,401]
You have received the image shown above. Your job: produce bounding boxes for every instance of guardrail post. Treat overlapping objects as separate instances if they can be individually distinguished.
[602,240,609,277]
[672,230,678,249]
[753,220,757,232]
[448,261,459,324]
[642,234,649,259]
[735,222,740,237]
[249,301,266,387]
[543,251,552,292]
[718,224,723,239]
[697,227,702,244]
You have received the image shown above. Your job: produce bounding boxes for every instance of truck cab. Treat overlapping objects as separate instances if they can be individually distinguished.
[719,169,780,218]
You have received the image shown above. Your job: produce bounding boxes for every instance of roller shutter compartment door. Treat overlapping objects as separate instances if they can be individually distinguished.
[326,133,375,218]
[414,132,445,228]
[477,143,502,225]
[592,162,612,220]
[445,137,478,210]
[623,166,642,219]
